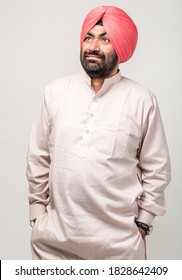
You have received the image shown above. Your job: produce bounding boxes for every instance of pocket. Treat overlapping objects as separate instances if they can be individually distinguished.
[31,212,48,241]
[112,118,131,158]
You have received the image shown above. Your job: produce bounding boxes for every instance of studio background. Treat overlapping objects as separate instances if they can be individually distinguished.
[0,0,181,259]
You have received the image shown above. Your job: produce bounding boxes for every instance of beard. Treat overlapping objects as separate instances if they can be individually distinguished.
[80,49,118,79]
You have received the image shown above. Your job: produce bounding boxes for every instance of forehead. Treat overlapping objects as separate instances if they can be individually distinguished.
[87,25,107,36]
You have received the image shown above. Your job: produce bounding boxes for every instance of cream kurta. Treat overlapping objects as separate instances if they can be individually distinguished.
[26,71,171,260]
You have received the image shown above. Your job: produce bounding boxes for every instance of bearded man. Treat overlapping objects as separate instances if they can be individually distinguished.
[26,6,171,260]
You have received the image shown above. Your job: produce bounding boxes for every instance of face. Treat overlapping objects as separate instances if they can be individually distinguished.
[80,25,118,79]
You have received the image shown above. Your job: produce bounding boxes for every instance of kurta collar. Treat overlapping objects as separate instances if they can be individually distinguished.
[82,70,122,97]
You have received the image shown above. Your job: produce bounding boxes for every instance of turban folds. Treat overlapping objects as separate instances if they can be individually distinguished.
[80,6,138,63]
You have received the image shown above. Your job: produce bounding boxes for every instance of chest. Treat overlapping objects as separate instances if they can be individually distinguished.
[49,87,143,160]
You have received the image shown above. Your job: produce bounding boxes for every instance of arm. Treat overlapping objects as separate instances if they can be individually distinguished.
[137,93,171,225]
[26,90,51,221]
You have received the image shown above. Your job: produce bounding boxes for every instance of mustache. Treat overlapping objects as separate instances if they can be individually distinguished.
[83,51,105,59]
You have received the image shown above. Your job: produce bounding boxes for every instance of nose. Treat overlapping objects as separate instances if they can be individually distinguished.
[89,39,100,51]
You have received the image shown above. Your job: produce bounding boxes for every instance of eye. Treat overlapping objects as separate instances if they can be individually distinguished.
[84,36,92,42]
[101,37,110,44]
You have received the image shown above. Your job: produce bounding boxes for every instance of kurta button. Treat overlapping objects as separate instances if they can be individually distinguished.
[90,114,94,117]
[85,130,89,133]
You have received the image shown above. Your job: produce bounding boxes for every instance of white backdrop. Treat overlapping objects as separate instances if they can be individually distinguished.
[0,0,181,259]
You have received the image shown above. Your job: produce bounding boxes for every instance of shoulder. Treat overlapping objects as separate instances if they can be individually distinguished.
[118,76,159,114]
[121,76,155,99]
[45,72,82,93]
[43,72,82,102]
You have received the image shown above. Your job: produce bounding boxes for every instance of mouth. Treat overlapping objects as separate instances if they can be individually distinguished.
[85,55,102,60]
[84,51,103,60]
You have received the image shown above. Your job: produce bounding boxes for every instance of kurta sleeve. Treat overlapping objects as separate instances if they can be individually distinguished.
[137,93,171,225]
[26,88,51,221]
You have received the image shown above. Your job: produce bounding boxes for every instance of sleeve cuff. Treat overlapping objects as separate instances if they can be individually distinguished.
[29,203,47,221]
[137,208,155,225]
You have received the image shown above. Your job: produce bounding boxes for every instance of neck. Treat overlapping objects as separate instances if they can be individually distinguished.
[91,67,119,93]
[91,78,104,93]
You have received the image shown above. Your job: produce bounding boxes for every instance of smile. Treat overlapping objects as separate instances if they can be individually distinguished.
[85,55,101,60]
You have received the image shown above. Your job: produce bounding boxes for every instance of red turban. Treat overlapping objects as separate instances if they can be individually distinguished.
[80,6,138,63]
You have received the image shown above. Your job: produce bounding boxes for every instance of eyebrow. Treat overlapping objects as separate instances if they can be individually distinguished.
[86,31,107,37]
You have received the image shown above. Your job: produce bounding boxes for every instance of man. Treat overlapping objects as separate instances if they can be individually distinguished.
[26,6,171,260]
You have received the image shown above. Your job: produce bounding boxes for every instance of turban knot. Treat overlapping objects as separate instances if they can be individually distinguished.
[80,6,138,63]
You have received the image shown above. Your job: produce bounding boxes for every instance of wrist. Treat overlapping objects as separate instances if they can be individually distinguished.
[135,220,153,235]
[138,227,146,239]
[30,218,37,227]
